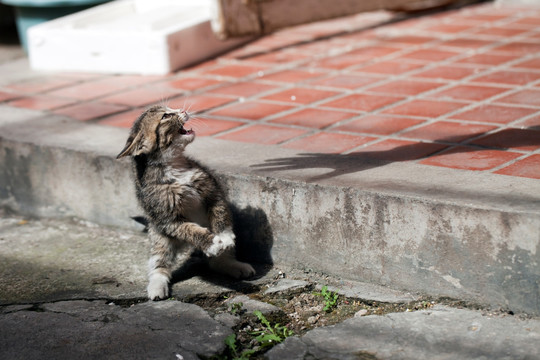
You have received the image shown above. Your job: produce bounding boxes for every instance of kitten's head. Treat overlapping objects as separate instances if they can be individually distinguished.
[116,105,194,159]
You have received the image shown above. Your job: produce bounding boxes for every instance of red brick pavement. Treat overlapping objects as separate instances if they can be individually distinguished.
[2,2,540,179]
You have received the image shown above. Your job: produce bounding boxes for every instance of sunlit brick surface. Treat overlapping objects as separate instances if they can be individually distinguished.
[3,2,540,179]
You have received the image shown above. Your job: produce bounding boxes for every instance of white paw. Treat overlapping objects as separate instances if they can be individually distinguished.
[205,229,235,257]
[147,273,170,300]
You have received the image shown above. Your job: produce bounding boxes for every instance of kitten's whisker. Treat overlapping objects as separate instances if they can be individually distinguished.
[180,98,187,112]
[186,103,195,115]
[189,117,209,130]
[182,100,194,115]
[160,96,171,109]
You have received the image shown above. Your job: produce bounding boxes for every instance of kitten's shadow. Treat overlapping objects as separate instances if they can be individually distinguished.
[170,204,274,291]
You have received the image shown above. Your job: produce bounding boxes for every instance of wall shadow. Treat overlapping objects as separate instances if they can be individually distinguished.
[252,127,540,181]
[230,204,274,266]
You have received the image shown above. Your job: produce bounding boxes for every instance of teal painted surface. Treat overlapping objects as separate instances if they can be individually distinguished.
[0,0,109,50]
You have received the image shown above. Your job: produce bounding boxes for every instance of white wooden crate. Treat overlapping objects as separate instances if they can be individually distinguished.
[28,0,250,74]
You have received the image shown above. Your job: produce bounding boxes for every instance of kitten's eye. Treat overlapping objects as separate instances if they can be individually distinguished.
[161,113,174,120]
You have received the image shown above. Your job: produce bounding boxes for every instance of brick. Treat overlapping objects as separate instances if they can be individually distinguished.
[53,102,128,121]
[495,154,540,179]
[106,75,164,87]
[441,38,493,49]
[471,128,540,152]
[382,35,437,45]
[355,61,425,75]
[413,66,477,80]
[8,95,77,110]
[101,88,181,107]
[367,80,443,96]
[283,132,376,153]
[497,90,540,107]
[168,95,235,112]
[451,104,536,124]
[262,87,340,104]
[6,77,77,93]
[472,71,540,86]
[401,49,460,62]
[383,100,464,118]
[188,118,244,136]
[333,115,425,135]
[456,52,518,66]
[0,90,20,102]
[513,58,540,70]
[182,59,218,72]
[472,27,529,37]
[217,124,307,145]
[322,93,404,112]
[515,114,540,128]
[424,24,475,33]
[97,109,143,128]
[270,108,355,129]
[510,16,540,26]
[347,45,401,58]
[203,64,267,78]
[46,76,162,100]
[312,53,375,70]
[160,77,220,91]
[248,51,309,64]
[492,41,540,54]
[209,101,294,120]
[526,32,540,41]
[399,121,496,143]
[312,46,399,69]
[261,69,326,83]
[420,146,522,171]
[429,84,508,102]
[352,139,447,161]
[294,38,342,54]
[351,139,447,161]
[209,82,277,97]
[459,14,508,22]
[250,33,305,50]
[311,75,381,91]
[46,78,131,101]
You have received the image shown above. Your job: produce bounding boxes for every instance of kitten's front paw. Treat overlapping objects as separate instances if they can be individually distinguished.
[147,273,170,301]
[205,229,235,257]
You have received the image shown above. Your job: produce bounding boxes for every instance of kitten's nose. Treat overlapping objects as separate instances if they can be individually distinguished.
[178,110,189,120]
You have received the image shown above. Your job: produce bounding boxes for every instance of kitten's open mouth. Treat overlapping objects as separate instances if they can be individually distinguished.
[180,126,194,135]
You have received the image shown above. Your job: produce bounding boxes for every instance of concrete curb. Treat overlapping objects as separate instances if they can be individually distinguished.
[266,305,540,360]
[1,106,539,315]
[2,214,539,360]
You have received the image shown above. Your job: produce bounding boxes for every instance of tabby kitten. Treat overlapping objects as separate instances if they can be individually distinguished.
[117,105,255,300]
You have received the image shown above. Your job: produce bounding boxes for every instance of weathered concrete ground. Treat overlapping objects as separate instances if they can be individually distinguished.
[1,213,539,360]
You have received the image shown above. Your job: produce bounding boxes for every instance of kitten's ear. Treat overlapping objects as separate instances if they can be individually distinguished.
[117,131,149,159]
[117,132,140,159]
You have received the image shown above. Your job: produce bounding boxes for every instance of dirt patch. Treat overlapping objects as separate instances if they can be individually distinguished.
[182,280,439,360]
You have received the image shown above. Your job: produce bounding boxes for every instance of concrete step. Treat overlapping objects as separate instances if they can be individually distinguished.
[1,105,539,315]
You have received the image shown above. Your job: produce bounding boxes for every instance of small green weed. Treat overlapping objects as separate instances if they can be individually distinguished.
[229,302,244,315]
[223,334,256,360]
[219,311,294,360]
[251,310,294,349]
[315,285,339,312]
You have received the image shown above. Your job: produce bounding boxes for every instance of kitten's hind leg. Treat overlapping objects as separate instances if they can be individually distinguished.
[209,247,256,279]
[147,227,177,300]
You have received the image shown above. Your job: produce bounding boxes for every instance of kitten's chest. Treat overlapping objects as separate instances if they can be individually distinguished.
[165,166,209,227]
